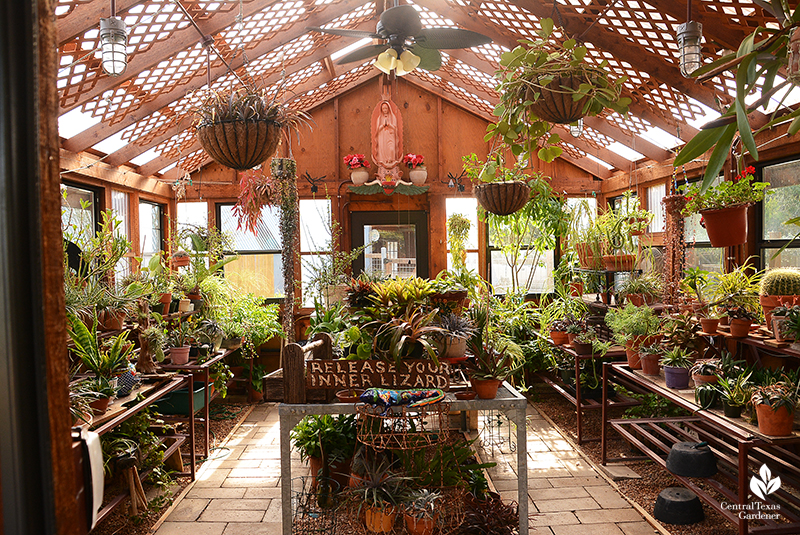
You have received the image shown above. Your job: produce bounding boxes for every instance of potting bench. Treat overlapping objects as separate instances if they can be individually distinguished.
[601,362,800,535]
[277,382,530,535]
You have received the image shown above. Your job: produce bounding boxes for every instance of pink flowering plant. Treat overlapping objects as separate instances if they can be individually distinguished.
[680,166,770,215]
[344,154,370,169]
[402,153,424,169]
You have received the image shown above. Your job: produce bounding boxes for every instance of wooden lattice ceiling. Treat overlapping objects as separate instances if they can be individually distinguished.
[55,0,786,180]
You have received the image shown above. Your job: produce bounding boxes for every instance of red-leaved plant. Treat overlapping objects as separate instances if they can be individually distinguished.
[344,154,370,169]
[233,169,274,234]
[403,153,424,169]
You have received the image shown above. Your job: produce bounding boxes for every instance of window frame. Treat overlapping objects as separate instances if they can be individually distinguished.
[755,156,800,270]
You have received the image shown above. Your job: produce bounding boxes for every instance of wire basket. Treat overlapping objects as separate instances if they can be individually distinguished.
[356,402,452,451]
[291,476,341,535]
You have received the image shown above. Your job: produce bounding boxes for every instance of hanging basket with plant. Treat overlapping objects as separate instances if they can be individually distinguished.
[463,153,537,216]
[194,87,309,171]
[487,18,630,164]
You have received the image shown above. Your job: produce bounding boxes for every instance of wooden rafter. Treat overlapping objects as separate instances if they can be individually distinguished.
[646,0,759,52]
[57,0,141,44]
[583,116,671,162]
[59,148,173,196]
[63,17,377,154]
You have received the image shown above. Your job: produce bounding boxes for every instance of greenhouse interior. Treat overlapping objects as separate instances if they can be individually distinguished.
[6,0,800,534]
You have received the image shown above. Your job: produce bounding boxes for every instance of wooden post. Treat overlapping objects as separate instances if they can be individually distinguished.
[282,344,306,404]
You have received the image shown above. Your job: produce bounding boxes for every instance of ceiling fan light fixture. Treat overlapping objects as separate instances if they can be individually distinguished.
[374,49,398,74]
[99,16,128,77]
[395,50,420,75]
[677,21,703,78]
[569,118,583,138]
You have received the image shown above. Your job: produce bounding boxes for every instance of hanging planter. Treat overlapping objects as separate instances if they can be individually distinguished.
[699,204,750,248]
[474,181,531,216]
[527,74,591,124]
[194,88,310,171]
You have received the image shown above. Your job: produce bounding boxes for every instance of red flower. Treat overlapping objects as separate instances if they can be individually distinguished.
[745,166,755,175]
[699,215,706,229]
[403,153,424,169]
[344,154,369,169]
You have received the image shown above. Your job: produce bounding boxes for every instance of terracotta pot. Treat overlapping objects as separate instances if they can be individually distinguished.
[755,404,795,437]
[404,513,437,535]
[169,345,191,365]
[760,294,784,327]
[98,309,126,331]
[729,318,751,338]
[351,168,370,185]
[335,389,364,403]
[247,382,264,403]
[471,377,502,399]
[699,204,749,248]
[627,293,645,307]
[171,255,190,268]
[640,354,661,376]
[569,281,584,297]
[473,181,531,216]
[365,505,396,533]
[773,317,794,342]
[444,335,467,358]
[89,396,111,415]
[308,456,352,492]
[602,254,635,272]
[159,292,172,307]
[699,318,719,334]
[567,332,577,345]
[626,349,641,369]
[575,242,597,269]
[719,315,730,326]
[693,374,718,387]
[196,119,281,171]
[663,366,690,389]
[550,330,569,346]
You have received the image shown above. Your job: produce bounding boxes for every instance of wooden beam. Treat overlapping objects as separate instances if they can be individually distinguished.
[59,148,173,196]
[60,0,369,114]
[56,0,140,44]
[645,0,756,52]
[138,139,202,177]
[105,118,193,168]
[583,116,671,162]
[551,125,634,171]
[62,15,377,153]
[559,153,613,180]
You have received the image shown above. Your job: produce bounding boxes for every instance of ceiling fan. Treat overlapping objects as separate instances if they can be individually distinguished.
[308,4,492,75]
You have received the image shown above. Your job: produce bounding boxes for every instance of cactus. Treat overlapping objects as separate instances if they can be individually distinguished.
[760,268,800,296]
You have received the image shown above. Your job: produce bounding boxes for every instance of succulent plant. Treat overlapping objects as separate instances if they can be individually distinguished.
[760,268,800,296]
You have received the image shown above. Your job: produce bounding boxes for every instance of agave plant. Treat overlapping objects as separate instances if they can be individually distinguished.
[371,304,446,366]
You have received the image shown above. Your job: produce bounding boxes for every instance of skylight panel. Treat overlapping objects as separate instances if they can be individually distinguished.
[606,142,645,161]
[58,108,100,139]
[686,98,721,129]
[159,162,178,175]
[331,38,374,61]
[130,147,160,166]
[639,127,683,150]
[91,130,130,155]
[744,75,800,114]
[585,154,614,170]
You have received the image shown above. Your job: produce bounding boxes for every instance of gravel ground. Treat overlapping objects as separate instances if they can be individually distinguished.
[91,395,254,535]
[530,386,740,535]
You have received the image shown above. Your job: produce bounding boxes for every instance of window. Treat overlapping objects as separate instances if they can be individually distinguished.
[112,190,130,280]
[218,204,283,298]
[177,201,208,230]
[139,201,163,269]
[61,183,98,246]
[761,159,800,269]
[684,177,723,273]
[300,198,333,307]
[446,198,479,273]
[487,204,555,295]
[647,183,666,233]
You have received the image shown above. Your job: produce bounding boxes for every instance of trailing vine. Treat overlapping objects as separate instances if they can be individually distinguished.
[272,158,298,343]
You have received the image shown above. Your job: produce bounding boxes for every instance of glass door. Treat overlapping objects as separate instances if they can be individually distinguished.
[351,211,428,279]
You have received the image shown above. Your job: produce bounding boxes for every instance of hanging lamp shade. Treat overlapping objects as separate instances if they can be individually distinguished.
[395,50,420,76]
[374,49,398,74]
[99,17,128,77]
[677,21,703,78]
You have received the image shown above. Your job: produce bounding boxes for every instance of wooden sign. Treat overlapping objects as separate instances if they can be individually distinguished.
[306,359,451,390]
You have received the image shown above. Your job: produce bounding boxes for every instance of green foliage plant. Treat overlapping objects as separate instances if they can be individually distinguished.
[605,304,661,344]
[488,18,630,163]
[68,312,132,378]
[751,379,800,414]
[661,313,703,354]
[403,489,441,520]
[716,371,754,407]
[371,305,445,366]
[290,414,358,464]
[447,213,471,272]
[348,457,410,511]
[659,347,693,369]
[465,303,524,381]
[680,167,770,215]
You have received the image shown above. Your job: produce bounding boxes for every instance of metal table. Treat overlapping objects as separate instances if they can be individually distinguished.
[278,382,529,535]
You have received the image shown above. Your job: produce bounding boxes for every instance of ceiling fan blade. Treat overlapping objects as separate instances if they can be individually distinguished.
[336,44,388,65]
[380,4,422,36]
[415,28,492,49]
[307,26,379,39]
[411,45,442,71]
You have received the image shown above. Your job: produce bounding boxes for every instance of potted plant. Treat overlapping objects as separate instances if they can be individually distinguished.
[402,488,440,535]
[465,305,523,399]
[691,359,721,387]
[290,414,358,491]
[194,87,309,171]
[699,311,721,334]
[605,304,662,369]
[437,313,476,362]
[371,305,446,366]
[723,305,757,338]
[345,153,371,184]
[750,380,799,436]
[570,327,596,355]
[403,153,427,185]
[447,213,471,273]
[716,371,753,418]
[638,344,664,376]
[785,306,800,351]
[167,320,196,365]
[680,167,770,248]
[68,312,133,381]
[243,363,267,402]
[619,272,662,306]
[759,268,800,325]
[84,376,117,415]
[661,313,704,358]
[348,457,410,533]
[660,347,693,389]
[565,322,582,345]
[488,18,630,165]
[773,305,798,342]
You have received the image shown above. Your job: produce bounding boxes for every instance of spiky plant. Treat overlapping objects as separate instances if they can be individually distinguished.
[760,268,800,296]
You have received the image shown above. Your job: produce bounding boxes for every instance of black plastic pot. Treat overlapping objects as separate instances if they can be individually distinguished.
[722,401,743,418]
[666,442,717,478]
[654,487,704,525]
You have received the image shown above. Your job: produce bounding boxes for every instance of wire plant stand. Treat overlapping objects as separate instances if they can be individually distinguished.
[291,476,341,535]
[478,409,518,457]
[356,401,452,451]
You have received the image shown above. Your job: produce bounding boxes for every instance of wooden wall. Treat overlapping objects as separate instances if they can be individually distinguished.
[184,76,594,279]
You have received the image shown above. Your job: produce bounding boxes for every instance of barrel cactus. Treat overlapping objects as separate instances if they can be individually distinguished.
[760,269,800,296]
